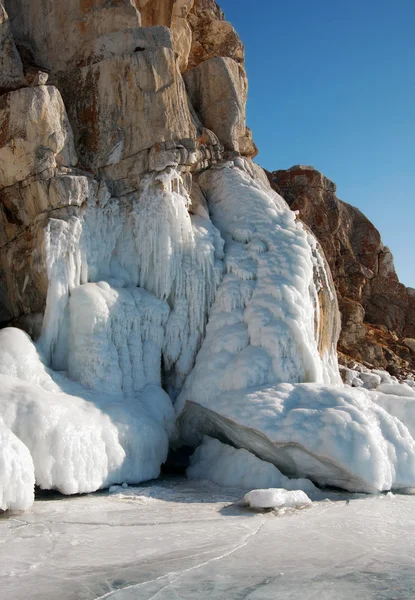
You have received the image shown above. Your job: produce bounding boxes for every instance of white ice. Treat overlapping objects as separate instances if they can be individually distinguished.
[241,487,311,509]
[0,328,172,503]
[179,382,415,493]
[187,436,317,493]
[177,159,341,417]
[0,417,34,512]
[40,169,223,393]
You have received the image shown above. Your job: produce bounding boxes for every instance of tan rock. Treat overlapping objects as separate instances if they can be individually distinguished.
[0,86,77,189]
[187,8,244,70]
[6,0,141,74]
[0,170,94,246]
[0,2,26,93]
[184,57,247,152]
[63,46,199,170]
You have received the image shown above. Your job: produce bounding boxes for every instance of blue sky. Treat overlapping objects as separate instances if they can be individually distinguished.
[219,0,415,287]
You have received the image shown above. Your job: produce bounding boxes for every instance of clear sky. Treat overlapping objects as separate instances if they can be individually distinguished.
[218,0,415,287]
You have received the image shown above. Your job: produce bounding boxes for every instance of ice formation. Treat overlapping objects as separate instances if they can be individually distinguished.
[3,159,415,510]
[177,160,341,419]
[179,383,415,493]
[40,169,223,392]
[187,436,317,493]
[241,488,312,510]
[0,329,171,495]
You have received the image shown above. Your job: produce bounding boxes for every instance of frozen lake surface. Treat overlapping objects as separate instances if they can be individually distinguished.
[2,478,415,599]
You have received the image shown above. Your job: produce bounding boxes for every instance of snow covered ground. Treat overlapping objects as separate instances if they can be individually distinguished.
[2,478,415,600]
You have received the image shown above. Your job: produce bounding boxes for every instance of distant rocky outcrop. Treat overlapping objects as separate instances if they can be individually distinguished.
[267,166,415,377]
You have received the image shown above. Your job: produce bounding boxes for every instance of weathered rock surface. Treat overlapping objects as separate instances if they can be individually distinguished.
[267,165,415,376]
[5,0,142,74]
[0,2,26,93]
[138,0,244,72]
[184,57,250,154]
[63,45,200,170]
[0,83,91,332]
[0,86,77,189]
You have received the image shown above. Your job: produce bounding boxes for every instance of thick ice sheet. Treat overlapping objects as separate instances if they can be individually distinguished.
[2,479,415,600]
[187,436,317,493]
[179,383,415,492]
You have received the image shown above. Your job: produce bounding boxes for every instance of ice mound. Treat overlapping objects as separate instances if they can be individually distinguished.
[241,488,311,510]
[0,418,35,512]
[0,328,171,500]
[179,383,415,493]
[187,436,317,493]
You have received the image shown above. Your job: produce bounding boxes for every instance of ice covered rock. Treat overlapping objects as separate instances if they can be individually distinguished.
[179,383,415,493]
[241,488,311,510]
[177,159,341,413]
[36,167,223,391]
[371,392,415,440]
[377,382,415,398]
[188,436,317,493]
[267,165,415,378]
[0,418,34,512]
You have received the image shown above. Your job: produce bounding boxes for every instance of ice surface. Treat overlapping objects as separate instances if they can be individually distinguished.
[0,418,34,511]
[187,436,317,493]
[2,479,415,600]
[377,382,415,397]
[241,487,311,509]
[179,383,415,492]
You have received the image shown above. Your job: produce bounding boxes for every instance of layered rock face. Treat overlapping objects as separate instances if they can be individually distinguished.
[267,166,415,377]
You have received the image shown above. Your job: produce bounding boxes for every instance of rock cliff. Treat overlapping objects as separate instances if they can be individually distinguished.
[267,166,415,378]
